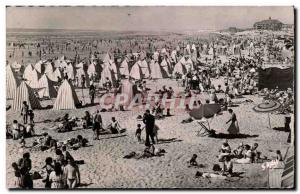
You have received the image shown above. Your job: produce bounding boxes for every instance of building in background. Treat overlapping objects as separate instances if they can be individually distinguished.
[254,17,283,31]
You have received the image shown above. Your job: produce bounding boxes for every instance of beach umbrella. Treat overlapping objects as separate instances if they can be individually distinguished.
[189,104,222,120]
[189,104,221,131]
[253,101,281,129]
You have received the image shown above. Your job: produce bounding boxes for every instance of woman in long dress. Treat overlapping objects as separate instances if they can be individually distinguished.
[226,109,239,134]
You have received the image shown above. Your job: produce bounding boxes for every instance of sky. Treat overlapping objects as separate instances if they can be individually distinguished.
[6,6,294,31]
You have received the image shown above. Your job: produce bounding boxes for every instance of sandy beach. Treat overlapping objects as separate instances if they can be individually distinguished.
[6,78,290,189]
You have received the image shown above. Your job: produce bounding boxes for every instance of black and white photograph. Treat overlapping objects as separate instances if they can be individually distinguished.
[5,5,295,189]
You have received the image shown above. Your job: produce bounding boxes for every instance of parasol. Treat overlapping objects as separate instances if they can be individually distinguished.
[189,104,221,130]
[253,101,281,129]
[189,104,221,120]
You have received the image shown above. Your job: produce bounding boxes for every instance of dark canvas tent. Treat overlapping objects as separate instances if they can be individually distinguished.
[258,67,293,90]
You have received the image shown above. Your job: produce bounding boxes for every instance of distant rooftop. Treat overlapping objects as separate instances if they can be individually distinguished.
[254,17,283,25]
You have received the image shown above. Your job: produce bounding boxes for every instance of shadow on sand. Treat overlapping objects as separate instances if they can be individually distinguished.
[273,127,290,132]
[157,138,183,144]
[210,133,259,139]
[98,134,127,140]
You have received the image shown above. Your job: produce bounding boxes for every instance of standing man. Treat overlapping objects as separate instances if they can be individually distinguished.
[89,83,96,105]
[143,109,156,146]
[92,110,102,140]
[21,101,29,124]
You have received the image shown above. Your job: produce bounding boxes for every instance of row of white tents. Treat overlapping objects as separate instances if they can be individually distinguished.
[6,49,202,111]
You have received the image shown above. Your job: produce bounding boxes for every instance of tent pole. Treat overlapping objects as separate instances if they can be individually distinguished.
[268,112,271,129]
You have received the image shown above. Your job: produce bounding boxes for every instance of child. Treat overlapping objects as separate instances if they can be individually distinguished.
[12,162,22,188]
[135,124,143,143]
[189,154,198,166]
[28,110,35,124]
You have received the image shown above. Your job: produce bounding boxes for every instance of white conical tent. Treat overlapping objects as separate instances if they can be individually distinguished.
[139,59,150,78]
[11,81,42,111]
[99,65,116,87]
[76,62,84,69]
[34,60,46,74]
[44,62,54,75]
[26,68,41,89]
[76,68,90,87]
[129,61,142,80]
[23,64,34,81]
[119,58,130,77]
[185,57,194,71]
[49,68,63,82]
[149,60,163,79]
[11,61,21,69]
[53,80,80,110]
[160,59,171,77]
[37,74,57,98]
[106,61,118,81]
[6,65,20,99]
[103,53,111,63]
[172,62,186,76]
[65,63,75,80]
[87,62,96,78]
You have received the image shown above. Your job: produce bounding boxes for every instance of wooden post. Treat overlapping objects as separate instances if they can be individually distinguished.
[268,112,271,129]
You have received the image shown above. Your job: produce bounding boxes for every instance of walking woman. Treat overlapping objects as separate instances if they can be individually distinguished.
[226,109,240,135]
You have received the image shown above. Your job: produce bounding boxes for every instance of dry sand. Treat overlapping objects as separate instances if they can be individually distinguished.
[6,79,291,189]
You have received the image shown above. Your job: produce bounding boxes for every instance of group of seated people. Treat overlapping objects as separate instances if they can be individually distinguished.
[7,120,35,140]
[261,87,294,114]
[32,133,88,151]
[218,141,262,164]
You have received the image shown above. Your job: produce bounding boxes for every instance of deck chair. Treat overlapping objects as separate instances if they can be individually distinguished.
[194,119,213,137]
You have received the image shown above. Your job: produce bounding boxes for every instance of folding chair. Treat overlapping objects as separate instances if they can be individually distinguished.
[194,119,212,137]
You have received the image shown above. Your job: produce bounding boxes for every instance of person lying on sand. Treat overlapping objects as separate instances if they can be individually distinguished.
[195,171,227,179]
[65,135,89,150]
[31,133,57,151]
[123,145,166,159]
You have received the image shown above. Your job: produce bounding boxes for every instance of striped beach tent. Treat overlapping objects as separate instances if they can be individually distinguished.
[49,68,63,82]
[129,61,142,80]
[6,65,20,99]
[119,58,130,78]
[11,81,42,111]
[172,61,186,77]
[99,64,116,87]
[87,62,96,78]
[37,74,57,98]
[23,64,34,81]
[27,68,41,89]
[160,58,171,77]
[44,62,54,75]
[149,60,163,79]
[140,59,150,78]
[34,60,46,74]
[53,79,80,110]
[76,67,90,87]
[281,149,294,188]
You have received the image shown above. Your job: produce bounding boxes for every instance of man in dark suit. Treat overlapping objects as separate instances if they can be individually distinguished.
[143,109,155,146]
